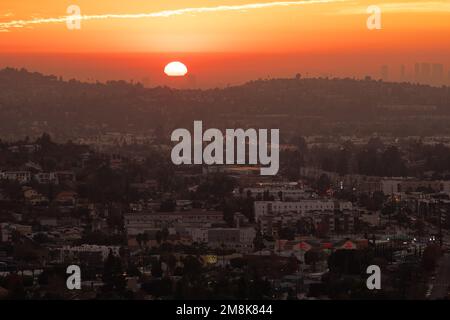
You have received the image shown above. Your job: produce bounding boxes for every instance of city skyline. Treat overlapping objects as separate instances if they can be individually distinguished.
[380,62,450,86]
[1,1,450,87]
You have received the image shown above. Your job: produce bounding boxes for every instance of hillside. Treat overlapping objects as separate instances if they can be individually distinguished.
[1,68,450,141]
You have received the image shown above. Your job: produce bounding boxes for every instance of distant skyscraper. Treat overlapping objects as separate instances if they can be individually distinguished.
[414,63,420,82]
[420,62,431,83]
[400,64,406,81]
[431,63,444,85]
[380,65,389,81]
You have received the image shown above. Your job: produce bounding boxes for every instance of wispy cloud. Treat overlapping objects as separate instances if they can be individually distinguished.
[0,0,345,32]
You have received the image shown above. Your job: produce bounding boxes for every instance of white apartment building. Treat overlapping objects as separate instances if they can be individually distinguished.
[188,228,209,243]
[208,227,256,252]
[235,186,309,201]
[186,227,256,252]
[0,171,32,184]
[124,210,225,235]
[254,200,353,221]
[34,172,58,184]
[59,245,120,262]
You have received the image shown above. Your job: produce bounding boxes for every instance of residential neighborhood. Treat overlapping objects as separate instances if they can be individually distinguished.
[1,130,450,300]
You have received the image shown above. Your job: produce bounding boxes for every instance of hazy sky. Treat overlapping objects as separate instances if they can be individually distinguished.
[1,0,449,86]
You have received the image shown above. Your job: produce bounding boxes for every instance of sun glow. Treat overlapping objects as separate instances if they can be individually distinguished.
[164,61,188,77]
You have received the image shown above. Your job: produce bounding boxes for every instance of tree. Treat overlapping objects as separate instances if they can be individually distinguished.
[142,232,149,247]
[183,256,202,279]
[161,227,169,243]
[161,254,177,275]
[278,191,283,201]
[317,174,331,195]
[151,259,163,278]
[141,278,172,298]
[160,199,176,212]
[253,230,265,251]
[279,227,295,240]
[3,274,26,299]
[155,231,162,245]
[336,148,349,175]
[222,198,235,226]
[381,146,407,177]
[422,244,441,272]
[136,233,143,248]
[102,250,126,293]
[37,132,54,149]
[305,250,321,272]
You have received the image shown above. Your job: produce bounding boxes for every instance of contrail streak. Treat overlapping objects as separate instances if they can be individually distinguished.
[0,0,345,32]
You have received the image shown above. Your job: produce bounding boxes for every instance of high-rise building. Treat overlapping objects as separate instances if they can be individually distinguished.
[400,64,406,81]
[420,63,431,83]
[431,64,444,85]
[414,63,421,82]
[380,65,389,81]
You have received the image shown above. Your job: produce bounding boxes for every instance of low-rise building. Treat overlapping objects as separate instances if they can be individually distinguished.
[188,227,256,253]
[0,223,33,242]
[58,245,120,264]
[124,210,224,235]
[254,200,352,221]
[0,171,32,184]
[381,177,450,194]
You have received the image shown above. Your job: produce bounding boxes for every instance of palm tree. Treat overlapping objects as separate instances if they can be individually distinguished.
[161,227,169,243]
[136,233,143,248]
[142,233,149,248]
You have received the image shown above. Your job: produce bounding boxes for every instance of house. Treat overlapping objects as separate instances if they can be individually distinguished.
[54,171,76,184]
[130,179,158,193]
[39,218,58,227]
[57,227,83,241]
[23,187,48,206]
[34,172,58,184]
[22,144,41,153]
[176,200,193,211]
[23,188,39,200]
[55,191,78,207]
[0,171,32,184]
[25,161,42,172]
[0,223,33,242]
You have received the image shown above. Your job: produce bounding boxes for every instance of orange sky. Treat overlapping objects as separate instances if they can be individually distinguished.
[1,0,449,86]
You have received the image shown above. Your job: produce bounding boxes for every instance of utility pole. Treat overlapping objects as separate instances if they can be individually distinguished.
[438,199,443,247]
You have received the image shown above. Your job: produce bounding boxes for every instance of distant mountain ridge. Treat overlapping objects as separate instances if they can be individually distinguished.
[1,67,450,141]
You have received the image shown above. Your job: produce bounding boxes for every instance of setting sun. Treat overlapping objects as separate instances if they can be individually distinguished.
[164,61,188,77]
